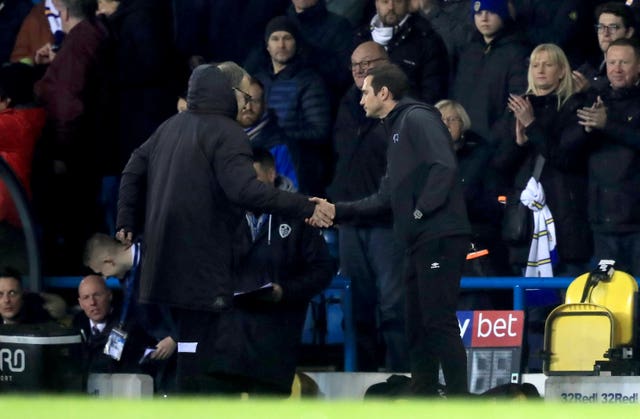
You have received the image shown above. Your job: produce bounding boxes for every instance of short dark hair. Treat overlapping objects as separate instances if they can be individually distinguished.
[367,63,409,100]
[608,37,640,60]
[595,2,636,29]
[0,267,23,290]
[251,147,276,171]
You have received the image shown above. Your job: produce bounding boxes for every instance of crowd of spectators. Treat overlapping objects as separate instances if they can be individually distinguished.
[1,0,640,390]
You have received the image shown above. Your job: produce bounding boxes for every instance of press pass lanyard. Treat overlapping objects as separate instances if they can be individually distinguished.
[119,242,140,328]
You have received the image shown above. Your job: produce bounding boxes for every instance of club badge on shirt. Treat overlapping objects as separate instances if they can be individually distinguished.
[279,224,292,238]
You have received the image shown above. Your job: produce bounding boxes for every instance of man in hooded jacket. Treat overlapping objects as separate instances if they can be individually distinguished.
[116,63,332,393]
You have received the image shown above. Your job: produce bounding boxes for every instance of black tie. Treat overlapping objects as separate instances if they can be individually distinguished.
[92,326,100,336]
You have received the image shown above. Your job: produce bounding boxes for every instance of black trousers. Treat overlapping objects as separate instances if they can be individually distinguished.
[405,235,469,396]
[172,308,289,396]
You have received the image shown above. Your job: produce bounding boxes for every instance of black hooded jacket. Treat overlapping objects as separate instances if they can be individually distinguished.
[116,65,316,311]
[335,98,470,248]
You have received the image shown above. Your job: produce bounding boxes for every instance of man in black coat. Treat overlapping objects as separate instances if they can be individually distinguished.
[328,41,409,372]
[577,38,640,277]
[226,148,334,395]
[354,0,449,104]
[313,63,471,397]
[116,62,333,393]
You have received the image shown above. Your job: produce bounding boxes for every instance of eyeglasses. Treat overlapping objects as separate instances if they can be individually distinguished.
[350,58,386,71]
[442,116,462,124]
[595,23,623,33]
[232,87,254,104]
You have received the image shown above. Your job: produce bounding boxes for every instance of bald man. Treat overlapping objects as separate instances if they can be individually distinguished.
[327,41,409,372]
[73,275,154,380]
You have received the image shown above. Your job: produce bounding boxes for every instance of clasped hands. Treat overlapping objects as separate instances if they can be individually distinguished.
[577,96,606,132]
[306,197,335,228]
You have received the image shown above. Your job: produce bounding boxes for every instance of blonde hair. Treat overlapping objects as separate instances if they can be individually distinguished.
[435,99,472,133]
[526,43,575,108]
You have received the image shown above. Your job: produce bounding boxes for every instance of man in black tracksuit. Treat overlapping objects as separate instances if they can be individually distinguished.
[321,63,471,396]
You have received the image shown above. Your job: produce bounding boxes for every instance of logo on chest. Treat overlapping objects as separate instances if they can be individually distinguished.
[279,224,292,238]
[393,133,400,143]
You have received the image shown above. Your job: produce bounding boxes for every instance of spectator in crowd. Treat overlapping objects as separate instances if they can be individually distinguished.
[254,16,331,196]
[409,0,471,78]
[451,0,529,147]
[116,62,332,393]
[576,37,640,277]
[33,0,113,274]
[226,148,334,396]
[574,2,636,93]
[313,63,471,397]
[0,63,46,273]
[0,0,32,64]
[10,0,63,65]
[510,0,592,67]
[498,43,592,276]
[435,99,509,278]
[0,266,66,325]
[73,274,155,379]
[355,0,450,104]
[328,40,409,372]
[238,78,299,190]
[286,0,353,107]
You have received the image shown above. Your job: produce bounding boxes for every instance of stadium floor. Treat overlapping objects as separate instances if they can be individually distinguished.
[2,397,640,418]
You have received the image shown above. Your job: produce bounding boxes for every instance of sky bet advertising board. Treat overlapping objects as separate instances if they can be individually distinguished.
[456,310,525,394]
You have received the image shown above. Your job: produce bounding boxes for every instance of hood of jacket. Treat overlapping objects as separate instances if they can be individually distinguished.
[186,64,238,118]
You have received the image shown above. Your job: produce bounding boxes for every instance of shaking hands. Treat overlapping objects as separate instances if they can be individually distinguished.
[306,197,335,228]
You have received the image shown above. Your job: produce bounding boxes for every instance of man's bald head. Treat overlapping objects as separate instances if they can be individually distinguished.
[78,275,112,323]
[350,41,389,89]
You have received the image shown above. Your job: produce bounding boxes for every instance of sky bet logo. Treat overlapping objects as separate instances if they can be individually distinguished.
[457,311,524,348]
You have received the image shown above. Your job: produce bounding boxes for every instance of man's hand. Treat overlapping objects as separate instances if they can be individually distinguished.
[306,197,335,228]
[150,336,177,360]
[115,228,133,247]
[577,96,606,132]
[572,70,590,93]
[35,43,56,65]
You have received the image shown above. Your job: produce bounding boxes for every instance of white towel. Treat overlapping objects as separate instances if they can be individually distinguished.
[520,177,557,277]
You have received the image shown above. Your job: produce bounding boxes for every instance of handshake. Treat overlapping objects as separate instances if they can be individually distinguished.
[306,197,336,228]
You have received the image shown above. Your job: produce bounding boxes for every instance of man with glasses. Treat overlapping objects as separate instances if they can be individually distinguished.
[327,41,409,373]
[354,0,449,104]
[574,2,636,93]
[255,16,331,196]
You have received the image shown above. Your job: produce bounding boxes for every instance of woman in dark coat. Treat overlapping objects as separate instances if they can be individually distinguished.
[496,43,592,276]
